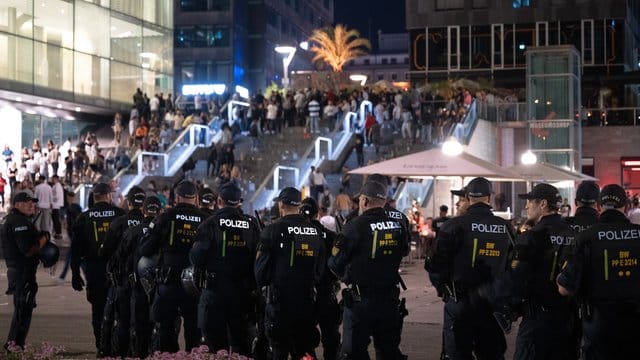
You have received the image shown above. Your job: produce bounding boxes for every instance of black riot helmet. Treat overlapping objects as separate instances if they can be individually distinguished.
[39,241,60,268]
[137,255,159,296]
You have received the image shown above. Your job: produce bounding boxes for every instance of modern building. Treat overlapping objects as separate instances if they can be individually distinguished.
[343,32,412,86]
[0,0,173,152]
[173,0,334,94]
[405,0,640,106]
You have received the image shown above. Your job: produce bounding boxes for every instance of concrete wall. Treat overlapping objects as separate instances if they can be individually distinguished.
[582,126,640,186]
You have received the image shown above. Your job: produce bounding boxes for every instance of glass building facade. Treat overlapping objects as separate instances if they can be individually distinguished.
[0,0,173,108]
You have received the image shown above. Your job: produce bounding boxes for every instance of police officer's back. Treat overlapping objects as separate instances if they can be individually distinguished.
[329,181,409,359]
[425,177,514,360]
[301,197,341,360]
[139,180,207,352]
[101,186,146,357]
[508,183,577,360]
[191,182,259,355]
[2,190,48,350]
[70,182,125,355]
[255,187,326,360]
[558,184,640,359]
[565,181,600,233]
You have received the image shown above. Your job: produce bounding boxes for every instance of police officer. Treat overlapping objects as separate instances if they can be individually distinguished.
[425,177,514,359]
[139,180,207,352]
[329,181,409,359]
[300,197,341,360]
[71,182,126,357]
[565,181,600,233]
[2,190,49,351]
[198,187,216,217]
[120,195,162,358]
[557,184,640,359]
[102,186,146,357]
[563,180,600,359]
[190,182,259,354]
[255,187,326,360]
[432,205,450,237]
[451,187,470,216]
[504,183,576,359]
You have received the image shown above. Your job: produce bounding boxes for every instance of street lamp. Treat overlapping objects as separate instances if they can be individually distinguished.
[349,74,368,86]
[275,45,297,88]
[521,150,537,165]
[442,136,463,156]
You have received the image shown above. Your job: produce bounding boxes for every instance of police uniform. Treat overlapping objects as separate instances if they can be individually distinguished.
[2,190,42,350]
[101,186,146,357]
[118,196,162,358]
[557,185,640,359]
[563,180,599,359]
[138,180,207,353]
[301,197,341,360]
[509,183,577,360]
[426,178,514,359]
[71,182,126,355]
[329,181,409,359]
[190,182,259,355]
[255,187,326,360]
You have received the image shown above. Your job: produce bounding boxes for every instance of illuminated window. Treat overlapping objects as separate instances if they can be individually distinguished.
[513,0,531,8]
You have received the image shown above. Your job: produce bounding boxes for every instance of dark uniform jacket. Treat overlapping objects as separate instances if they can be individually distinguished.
[509,213,575,307]
[329,207,409,289]
[199,207,215,219]
[2,208,40,272]
[255,214,326,298]
[71,201,126,271]
[114,216,154,279]
[426,203,515,295]
[564,206,599,234]
[558,210,640,303]
[310,219,339,298]
[190,206,260,281]
[104,209,145,275]
[139,203,207,271]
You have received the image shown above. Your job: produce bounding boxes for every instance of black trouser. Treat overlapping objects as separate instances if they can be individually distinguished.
[316,294,342,360]
[130,283,152,358]
[198,279,251,355]
[150,282,200,353]
[265,297,318,360]
[51,208,62,235]
[5,269,37,349]
[100,286,117,357]
[442,298,506,360]
[111,283,131,357]
[581,306,640,360]
[514,304,574,360]
[85,260,109,353]
[342,291,401,360]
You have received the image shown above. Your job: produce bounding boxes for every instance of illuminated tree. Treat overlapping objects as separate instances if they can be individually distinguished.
[308,24,371,72]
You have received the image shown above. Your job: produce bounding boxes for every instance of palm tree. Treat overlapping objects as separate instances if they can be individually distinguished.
[308,24,371,72]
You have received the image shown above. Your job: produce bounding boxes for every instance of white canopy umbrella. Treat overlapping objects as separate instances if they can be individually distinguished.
[507,163,597,182]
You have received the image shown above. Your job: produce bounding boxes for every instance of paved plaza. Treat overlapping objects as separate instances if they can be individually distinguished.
[0,260,517,359]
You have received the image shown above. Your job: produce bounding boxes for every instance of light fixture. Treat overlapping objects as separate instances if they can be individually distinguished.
[235,85,249,99]
[15,97,22,102]
[56,104,63,109]
[275,45,296,54]
[442,137,463,156]
[26,109,37,115]
[534,99,539,104]
[37,100,43,105]
[299,41,309,51]
[75,107,81,112]
[274,45,297,88]
[349,74,368,86]
[521,150,537,165]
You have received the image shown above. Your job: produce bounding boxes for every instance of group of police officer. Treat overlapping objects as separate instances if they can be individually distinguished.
[5,172,637,359]
[1,174,407,359]
[427,177,640,360]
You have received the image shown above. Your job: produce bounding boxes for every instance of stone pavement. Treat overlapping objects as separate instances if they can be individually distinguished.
[0,260,517,359]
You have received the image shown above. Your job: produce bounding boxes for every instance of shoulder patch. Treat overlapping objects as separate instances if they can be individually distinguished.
[331,246,340,257]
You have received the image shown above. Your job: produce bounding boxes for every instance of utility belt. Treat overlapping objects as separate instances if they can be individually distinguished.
[441,282,470,303]
[522,298,569,317]
[107,271,126,287]
[341,284,399,308]
[262,284,315,305]
[156,267,181,285]
[204,271,218,290]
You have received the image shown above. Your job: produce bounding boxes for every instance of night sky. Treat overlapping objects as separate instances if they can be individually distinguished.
[334,0,406,50]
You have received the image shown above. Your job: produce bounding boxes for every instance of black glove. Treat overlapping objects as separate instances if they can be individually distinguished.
[72,272,85,291]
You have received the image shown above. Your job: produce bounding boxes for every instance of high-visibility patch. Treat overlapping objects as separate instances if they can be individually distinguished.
[511,259,519,269]
[331,246,340,257]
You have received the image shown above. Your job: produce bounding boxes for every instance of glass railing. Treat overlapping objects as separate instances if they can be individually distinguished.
[449,100,478,145]
[394,178,434,214]
[476,101,527,123]
[581,107,640,126]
